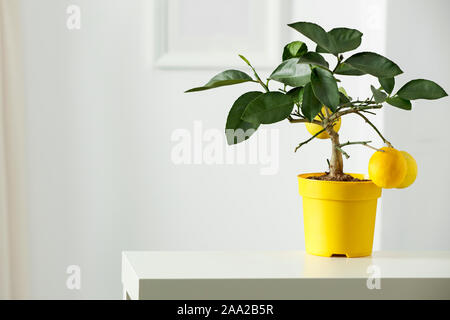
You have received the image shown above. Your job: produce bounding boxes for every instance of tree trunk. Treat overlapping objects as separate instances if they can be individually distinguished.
[327,127,344,177]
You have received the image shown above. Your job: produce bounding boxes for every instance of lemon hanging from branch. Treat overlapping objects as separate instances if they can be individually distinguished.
[368,147,407,188]
[397,151,418,189]
[305,106,341,139]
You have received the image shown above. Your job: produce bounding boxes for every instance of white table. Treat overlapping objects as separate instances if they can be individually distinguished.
[121,251,450,300]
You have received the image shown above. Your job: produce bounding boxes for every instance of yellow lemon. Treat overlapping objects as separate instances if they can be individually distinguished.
[305,106,341,139]
[396,151,417,189]
[368,147,407,188]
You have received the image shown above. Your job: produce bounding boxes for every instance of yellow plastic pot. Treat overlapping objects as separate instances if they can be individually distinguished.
[298,173,382,258]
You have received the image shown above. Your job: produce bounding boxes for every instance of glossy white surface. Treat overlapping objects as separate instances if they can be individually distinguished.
[123,251,450,279]
[122,251,450,299]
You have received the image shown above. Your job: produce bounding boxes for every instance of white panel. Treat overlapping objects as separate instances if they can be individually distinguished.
[154,0,281,69]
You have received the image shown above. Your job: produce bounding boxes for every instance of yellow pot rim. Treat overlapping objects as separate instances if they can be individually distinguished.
[298,172,382,201]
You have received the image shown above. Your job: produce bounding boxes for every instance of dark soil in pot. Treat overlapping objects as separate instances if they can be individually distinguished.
[306,172,369,182]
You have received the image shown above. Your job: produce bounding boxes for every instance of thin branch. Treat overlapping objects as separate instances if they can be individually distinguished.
[255,75,269,92]
[238,54,269,92]
[326,104,382,125]
[338,100,382,109]
[339,140,372,147]
[288,118,322,125]
[336,146,350,159]
[359,109,377,115]
[289,99,391,153]
[294,128,326,152]
[338,140,385,152]
[332,54,343,73]
[354,111,393,147]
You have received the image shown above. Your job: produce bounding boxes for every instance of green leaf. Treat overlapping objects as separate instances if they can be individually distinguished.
[185,70,253,92]
[379,77,395,94]
[344,52,403,78]
[241,92,294,124]
[298,52,329,68]
[225,91,262,145]
[338,87,352,104]
[310,68,340,111]
[288,22,335,54]
[286,87,304,104]
[282,41,308,61]
[328,27,362,53]
[238,54,251,66]
[334,62,366,76]
[339,92,350,104]
[338,86,348,97]
[371,85,387,103]
[386,96,412,110]
[269,58,312,87]
[302,83,323,121]
[396,79,448,100]
[315,45,329,54]
[289,22,362,55]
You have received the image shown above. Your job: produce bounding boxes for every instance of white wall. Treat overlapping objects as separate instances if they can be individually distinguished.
[381,0,450,249]
[19,0,449,299]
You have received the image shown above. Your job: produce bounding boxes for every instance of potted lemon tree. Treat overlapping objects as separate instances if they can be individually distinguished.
[185,22,447,257]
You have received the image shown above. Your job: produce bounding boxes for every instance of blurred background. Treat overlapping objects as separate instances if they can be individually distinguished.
[0,0,449,299]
